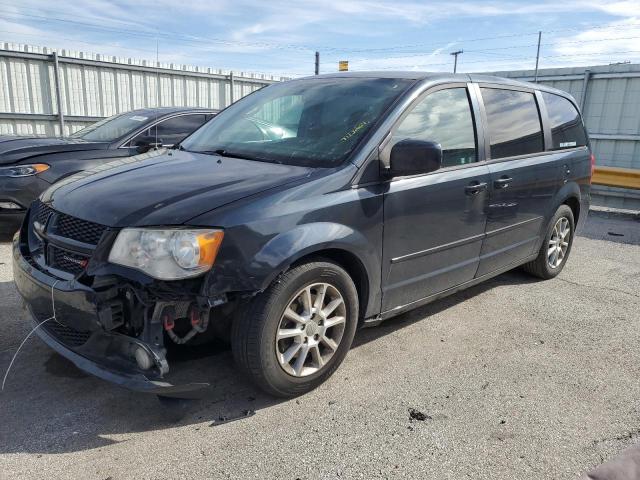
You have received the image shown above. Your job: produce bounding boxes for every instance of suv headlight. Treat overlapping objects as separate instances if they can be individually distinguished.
[108,228,224,280]
[0,164,50,177]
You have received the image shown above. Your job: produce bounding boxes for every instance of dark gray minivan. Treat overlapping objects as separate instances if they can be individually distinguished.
[13,72,592,398]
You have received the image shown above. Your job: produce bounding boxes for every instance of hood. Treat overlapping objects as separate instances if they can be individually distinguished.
[0,135,110,165]
[42,149,314,227]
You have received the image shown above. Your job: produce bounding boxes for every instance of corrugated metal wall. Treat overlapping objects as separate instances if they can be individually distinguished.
[487,63,640,210]
[0,43,286,137]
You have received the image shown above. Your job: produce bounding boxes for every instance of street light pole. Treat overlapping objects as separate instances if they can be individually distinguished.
[450,50,463,73]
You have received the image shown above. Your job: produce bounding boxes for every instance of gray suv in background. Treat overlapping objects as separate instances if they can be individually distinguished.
[13,72,591,397]
[0,107,216,230]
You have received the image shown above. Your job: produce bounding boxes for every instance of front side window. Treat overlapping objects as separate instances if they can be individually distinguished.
[150,114,208,146]
[391,87,477,167]
[71,113,153,142]
[542,92,588,150]
[480,88,544,159]
[181,78,413,167]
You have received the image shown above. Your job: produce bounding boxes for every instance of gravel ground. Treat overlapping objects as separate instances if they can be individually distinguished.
[0,212,639,480]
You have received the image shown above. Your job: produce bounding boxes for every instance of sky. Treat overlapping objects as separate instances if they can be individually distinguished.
[2,0,640,78]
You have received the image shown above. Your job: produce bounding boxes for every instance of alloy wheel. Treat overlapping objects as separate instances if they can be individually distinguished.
[548,217,570,269]
[275,282,346,377]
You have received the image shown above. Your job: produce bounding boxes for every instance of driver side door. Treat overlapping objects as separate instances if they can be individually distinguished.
[381,84,490,312]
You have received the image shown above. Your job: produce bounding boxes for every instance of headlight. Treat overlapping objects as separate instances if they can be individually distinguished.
[108,228,224,280]
[0,164,50,177]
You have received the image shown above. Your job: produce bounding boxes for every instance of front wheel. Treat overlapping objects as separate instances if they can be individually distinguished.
[231,261,359,397]
[523,204,575,279]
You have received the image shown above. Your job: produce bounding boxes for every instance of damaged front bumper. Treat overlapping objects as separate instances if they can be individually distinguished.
[12,232,210,397]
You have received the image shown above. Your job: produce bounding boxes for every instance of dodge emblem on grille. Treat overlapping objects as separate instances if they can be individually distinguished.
[63,255,88,268]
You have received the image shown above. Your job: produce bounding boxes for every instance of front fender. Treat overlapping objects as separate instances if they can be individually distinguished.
[251,222,377,291]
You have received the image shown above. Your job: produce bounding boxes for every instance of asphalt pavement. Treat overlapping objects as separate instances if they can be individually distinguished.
[0,211,639,479]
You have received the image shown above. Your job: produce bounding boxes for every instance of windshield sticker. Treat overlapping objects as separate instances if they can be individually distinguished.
[129,116,149,122]
[560,141,577,148]
[341,120,369,142]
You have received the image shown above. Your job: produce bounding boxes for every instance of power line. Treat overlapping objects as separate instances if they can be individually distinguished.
[0,10,321,53]
[324,35,640,63]
[320,23,640,55]
[4,4,640,77]
[351,50,640,71]
[5,5,640,57]
[0,30,303,77]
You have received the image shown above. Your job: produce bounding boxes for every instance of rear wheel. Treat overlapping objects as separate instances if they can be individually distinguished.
[523,204,575,279]
[231,261,358,397]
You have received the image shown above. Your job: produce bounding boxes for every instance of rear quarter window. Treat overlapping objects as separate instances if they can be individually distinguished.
[541,92,588,150]
[480,88,544,159]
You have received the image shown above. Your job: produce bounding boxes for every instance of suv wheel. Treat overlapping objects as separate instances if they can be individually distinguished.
[231,260,359,397]
[523,204,575,279]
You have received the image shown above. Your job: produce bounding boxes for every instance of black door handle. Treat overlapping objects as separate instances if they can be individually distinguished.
[494,176,513,189]
[465,182,488,195]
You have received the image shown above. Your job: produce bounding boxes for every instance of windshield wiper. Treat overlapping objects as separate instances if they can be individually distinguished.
[212,148,252,160]
[192,148,277,163]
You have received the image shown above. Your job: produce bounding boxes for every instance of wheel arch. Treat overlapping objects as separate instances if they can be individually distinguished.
[250,222,380,320]
[289,248,370,323]
[562,195,580,224]
[552,182,582,223]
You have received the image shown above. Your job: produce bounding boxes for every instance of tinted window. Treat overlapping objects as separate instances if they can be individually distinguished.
[71,113,153,142]
[181,78,413,167]
[129,114,209,147]
[542,92,587,149]
[481,88,543,159]
[154,114,209,145]
[392,88,476,167]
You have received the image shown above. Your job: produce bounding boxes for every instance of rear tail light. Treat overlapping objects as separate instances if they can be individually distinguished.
[589,153,596,182]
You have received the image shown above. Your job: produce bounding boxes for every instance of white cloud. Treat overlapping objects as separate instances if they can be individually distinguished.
[2,0,640,75]
[550,16,640,66]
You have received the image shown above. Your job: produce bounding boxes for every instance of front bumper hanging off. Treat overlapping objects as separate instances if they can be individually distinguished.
[12,233,210,397]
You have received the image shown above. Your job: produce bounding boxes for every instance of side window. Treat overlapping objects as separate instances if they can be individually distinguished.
[392,88,477,167]
[153,114,208,145]
[480,88,544,159]
[541,92,587,149]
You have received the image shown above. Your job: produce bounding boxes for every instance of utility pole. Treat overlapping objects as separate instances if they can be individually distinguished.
[534,31,542,83]
[315,51,320,75]
[450,50,463,73]
[51,51,65,137]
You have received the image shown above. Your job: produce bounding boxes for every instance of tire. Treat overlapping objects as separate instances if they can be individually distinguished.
[231,260,359,397]
[522,204,575,279]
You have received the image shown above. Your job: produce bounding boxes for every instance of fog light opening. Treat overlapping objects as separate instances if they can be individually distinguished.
[134,346,154,371]
[0,201,23,210]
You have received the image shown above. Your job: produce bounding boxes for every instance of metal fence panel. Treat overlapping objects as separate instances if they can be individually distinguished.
[487,63,640,209]
[0,43,286,137]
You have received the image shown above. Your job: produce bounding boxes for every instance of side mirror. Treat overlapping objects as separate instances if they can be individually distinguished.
[389,139,442,177]
[134,136,164,153]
